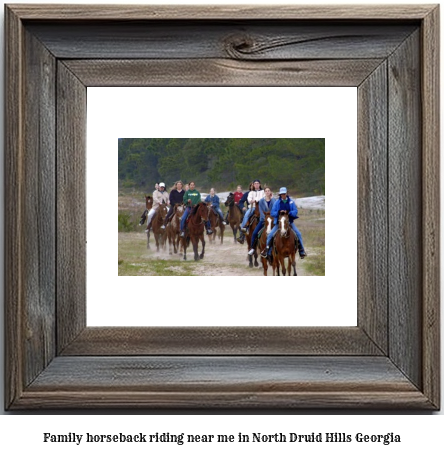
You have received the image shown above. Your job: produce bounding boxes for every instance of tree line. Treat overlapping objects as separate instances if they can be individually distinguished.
[118,138,325,196]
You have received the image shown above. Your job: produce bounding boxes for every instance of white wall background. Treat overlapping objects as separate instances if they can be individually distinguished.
[0,0,442,443]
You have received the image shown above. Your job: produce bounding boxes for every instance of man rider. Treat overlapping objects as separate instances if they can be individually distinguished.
[260,187,307,259]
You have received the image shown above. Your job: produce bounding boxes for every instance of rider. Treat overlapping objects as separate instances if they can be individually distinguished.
[145,182,169,232]
[180,181,213,237]
[260,187,307,259]
[205,188,227,226]
[224,185,243,224]
[161,180,185,229]
[237,179,264,244]
[248,186,276,256]
[237,182,253,214]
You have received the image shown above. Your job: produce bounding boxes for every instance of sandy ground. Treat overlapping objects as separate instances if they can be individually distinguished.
[127,229,309,276]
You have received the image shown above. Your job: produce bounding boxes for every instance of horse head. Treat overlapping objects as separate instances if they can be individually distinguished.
[158,203,168,220]
[264,211,274,234]
[224,193,234,206]
[174,203,184,217]
[278,211,290,237]
[145,195,153,210]
[196,202,209,222]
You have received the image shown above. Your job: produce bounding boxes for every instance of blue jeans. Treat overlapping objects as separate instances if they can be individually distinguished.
[214,207,224,219]
[266,222,305,252]
[180,207,191,231]
[250,220,264,249]
[241,207,254,229]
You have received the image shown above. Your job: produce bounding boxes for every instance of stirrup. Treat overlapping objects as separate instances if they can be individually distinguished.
[260,248,268,258]
[180,231,185,237]
[248,248,255,256]
[299,250,307,259]
[207,229,213,235]
[240,227,247,233]
[236,237,244,245]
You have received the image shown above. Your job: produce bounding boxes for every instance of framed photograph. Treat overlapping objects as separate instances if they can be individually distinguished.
[5,4,440,409]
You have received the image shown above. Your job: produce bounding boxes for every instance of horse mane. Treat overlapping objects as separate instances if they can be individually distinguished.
[191,202,202,215]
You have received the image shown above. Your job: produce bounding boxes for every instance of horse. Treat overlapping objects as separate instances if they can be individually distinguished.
[224,193,243,243]
[206,203,225,244]
[150,203,169,252]
[139,195,153,227]
[245,204,260,268]
[182,202,208,261]
[257,211,274,276]
[272,212,297,276]
[166,203,184,255]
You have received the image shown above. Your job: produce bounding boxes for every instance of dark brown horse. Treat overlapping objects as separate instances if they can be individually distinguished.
[245,205,260,268]
[166,203,184,255]
[224,193,243,243]
[272,212,297,276]
[139,195,153,227]
[206,203,225,244]
[150,203,169,252]
[258,211,274,276]
[182,202,208,261]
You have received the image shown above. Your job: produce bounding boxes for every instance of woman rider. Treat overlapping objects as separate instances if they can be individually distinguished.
[248,186,276,256]
[179,181,213,237]
[145,182,169,232]
[161,180,185,229]
[260,187,307,259]
[237,179,264,244]
[205,188,227,226]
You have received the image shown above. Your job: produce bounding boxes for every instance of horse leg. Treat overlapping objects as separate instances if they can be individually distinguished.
[182,236,187,260]
[292,253,297,276]
[254,250,259,267]
[168,232,172,255]
[155,233,160,252]
[147,231,150,249]
[199,234,206,259]
[192,238,199,261]
[281,257,286,276]
[262,258,268,276]
[232,225,237,243]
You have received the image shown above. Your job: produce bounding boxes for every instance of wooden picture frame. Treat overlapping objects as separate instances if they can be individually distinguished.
[5,4,440,409]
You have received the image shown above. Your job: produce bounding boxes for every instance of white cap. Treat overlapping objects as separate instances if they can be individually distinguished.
[159,182,165,187]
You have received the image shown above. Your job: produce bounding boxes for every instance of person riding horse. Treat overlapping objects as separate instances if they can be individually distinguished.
[161,180,185,229]
[248,186,276,255]
[237,179,264,244]
[205,188,227,227]
[145,182,169,232]
[180,181,213,237]
[224,185,244,224]
[260,187,307,259]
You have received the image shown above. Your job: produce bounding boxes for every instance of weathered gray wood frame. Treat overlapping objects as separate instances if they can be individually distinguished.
[5,4,440,409]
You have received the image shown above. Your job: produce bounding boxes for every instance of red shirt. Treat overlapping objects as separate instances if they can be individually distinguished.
[234,192,243,204]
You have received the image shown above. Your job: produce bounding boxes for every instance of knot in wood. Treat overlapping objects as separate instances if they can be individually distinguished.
[224,34,255,59]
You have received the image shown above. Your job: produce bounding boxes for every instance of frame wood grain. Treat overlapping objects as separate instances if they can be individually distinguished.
[5,4,440,410]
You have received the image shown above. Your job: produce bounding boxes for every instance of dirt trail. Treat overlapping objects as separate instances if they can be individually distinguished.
[145,229,308,276]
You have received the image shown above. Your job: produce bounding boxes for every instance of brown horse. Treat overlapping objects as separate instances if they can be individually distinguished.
[257,211,274,276]
[245,205,260,268]
[166,203,184,255]
[272,212,297,276]
[206,203,225,244]
[224,193,243,243]
[139,195,153,227]
[150,203,169,252]
[182,202,208,261]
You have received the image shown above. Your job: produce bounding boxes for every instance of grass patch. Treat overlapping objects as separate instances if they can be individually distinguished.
[304,250,325,276]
